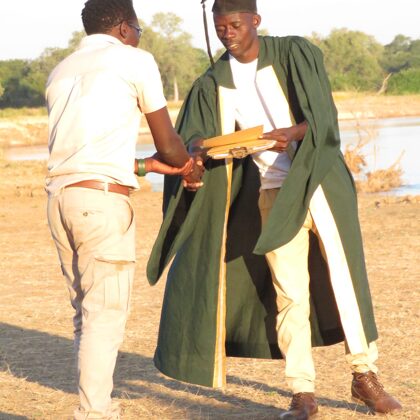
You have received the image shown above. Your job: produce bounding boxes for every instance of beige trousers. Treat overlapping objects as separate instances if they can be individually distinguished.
[47,187,136,419]
[258,188,378,394]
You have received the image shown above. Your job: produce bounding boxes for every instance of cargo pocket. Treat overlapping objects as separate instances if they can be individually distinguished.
[82,258,134,316]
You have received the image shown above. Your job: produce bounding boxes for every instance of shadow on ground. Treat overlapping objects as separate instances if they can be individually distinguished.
[0,322,370,417]
[0,414,27,420]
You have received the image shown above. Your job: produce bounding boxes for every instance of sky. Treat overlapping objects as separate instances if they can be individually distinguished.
[1,0,419,61]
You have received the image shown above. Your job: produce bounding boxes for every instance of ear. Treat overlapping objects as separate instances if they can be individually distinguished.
[253,14,261,29]
[119,21,129,40]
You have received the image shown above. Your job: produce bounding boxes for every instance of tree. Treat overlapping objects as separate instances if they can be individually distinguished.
[0,32,83,108]
[382,35,420,72]
[409,39,420,68]
[139,13,208,101]
[28,31,84,104]
[0,60,33,107]
[309,28,384,91]
[382,35,411,73]
[379,35,420,94]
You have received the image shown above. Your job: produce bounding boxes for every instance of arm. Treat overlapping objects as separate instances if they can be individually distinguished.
[145,107,204,188]
[260,120,308,153]
[134,153,203,177]
[146,107,190,167]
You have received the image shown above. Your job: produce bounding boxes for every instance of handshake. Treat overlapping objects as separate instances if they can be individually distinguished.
[135,153,204,191]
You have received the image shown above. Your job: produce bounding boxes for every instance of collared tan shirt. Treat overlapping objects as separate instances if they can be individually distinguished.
[45,34,166,194]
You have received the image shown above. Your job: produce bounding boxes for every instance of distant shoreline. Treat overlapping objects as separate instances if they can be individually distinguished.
[1,94,420,149]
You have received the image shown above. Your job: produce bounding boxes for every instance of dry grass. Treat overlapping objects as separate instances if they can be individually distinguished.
[333,92,420,120]
[343,119,404,193]
[357,157,404,193]
[0,161,419,419]
[0,118,49,149]
[343,127,372,175]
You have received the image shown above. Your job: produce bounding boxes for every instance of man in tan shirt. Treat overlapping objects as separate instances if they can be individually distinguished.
[45,0,202,418]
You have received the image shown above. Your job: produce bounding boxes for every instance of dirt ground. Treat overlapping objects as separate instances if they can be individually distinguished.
[1,94,420,419]
[0,160,419,420]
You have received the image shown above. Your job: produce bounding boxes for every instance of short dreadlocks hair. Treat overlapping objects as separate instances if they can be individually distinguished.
[81,0,137,35]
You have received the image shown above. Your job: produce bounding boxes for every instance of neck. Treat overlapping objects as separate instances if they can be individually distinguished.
[237,37,259,63]
[107,27,126,44]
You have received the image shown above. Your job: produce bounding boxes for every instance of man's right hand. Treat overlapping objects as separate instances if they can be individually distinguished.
[141,153,204,191]
[182,155,204,191]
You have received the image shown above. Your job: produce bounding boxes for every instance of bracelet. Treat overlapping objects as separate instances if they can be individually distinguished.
[136,158,146,177]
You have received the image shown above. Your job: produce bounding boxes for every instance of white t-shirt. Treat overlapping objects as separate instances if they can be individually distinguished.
[229,56,291,189]
[45,34,167,194]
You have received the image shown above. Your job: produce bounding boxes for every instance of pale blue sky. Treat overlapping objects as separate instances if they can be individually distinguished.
[1,0,418,60]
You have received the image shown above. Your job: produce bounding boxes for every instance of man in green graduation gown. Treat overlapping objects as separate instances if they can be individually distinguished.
[147,0,402,417]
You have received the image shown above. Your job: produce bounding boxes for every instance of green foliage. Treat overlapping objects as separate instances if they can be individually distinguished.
[139,13,208,100]
[0,60,28,106]
[1,15,419,108]
[382,35,420,73]
[0,59,26,82]
[309,28,384,91]
[387,68,420,94]
[382,35,412,72]
[0,61,46,108]
[0,31,83,108]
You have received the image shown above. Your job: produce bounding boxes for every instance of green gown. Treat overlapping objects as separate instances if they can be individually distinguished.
[147,36,378,388]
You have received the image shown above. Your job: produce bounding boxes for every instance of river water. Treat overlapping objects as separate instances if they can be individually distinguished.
[4,116,420,195]
[339,116,420,195]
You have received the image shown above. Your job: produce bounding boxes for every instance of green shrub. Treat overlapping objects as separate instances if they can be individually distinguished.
[387,68,420,94]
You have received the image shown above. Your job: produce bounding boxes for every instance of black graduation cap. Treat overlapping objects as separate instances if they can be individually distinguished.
[212,0,257,14]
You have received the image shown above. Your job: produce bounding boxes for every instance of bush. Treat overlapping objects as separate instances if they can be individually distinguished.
[387,68,420,94]
[343,121,403,193]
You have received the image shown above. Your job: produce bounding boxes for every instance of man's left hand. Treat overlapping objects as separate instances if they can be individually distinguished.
[260,121,308,153]
[260,127,296,152]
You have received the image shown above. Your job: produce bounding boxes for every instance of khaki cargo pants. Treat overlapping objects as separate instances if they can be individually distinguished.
[258,187,378,394]
[47,186,135,419]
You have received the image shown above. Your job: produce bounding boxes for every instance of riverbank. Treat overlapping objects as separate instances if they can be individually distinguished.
[333,92,420,120]
[1,94,420,150]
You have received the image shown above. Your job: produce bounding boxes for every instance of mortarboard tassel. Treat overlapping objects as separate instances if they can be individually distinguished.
[201,0,215,68]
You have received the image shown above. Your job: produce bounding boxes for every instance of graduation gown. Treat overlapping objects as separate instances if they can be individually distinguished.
[146,36,378,388]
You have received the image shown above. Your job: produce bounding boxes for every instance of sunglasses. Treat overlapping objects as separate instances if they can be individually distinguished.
[128,23,143,37]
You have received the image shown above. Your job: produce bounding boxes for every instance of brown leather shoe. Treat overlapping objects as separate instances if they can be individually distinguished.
[279,392,318,419]
[351,371,402,414]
